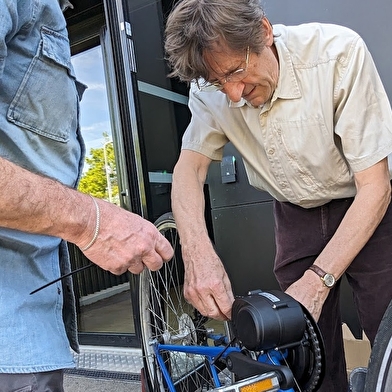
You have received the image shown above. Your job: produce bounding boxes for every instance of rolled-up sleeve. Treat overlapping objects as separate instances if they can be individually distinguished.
[182,83,230,161]
[334,37,392,172]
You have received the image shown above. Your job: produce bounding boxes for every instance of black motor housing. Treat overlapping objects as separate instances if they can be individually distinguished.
[231,289,306,351]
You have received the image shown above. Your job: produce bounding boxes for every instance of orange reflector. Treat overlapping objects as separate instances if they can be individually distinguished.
[239,377,275,392]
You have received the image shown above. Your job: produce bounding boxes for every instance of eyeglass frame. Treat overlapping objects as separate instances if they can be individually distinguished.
[197,46,250,92]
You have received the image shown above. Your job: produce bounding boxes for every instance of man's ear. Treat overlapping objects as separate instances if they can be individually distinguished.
[262,17,274,46]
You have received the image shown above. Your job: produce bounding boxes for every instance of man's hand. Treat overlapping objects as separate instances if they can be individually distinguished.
[78,198,174,274]
[170,150,234,320]
[285,269,331,322]
[182,245,234,320]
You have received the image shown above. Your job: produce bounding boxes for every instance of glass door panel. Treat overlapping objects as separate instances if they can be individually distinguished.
[70,46,135,336]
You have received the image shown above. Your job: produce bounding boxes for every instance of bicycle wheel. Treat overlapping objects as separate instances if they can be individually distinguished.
[363,299,392,392]
[139,212,233,392]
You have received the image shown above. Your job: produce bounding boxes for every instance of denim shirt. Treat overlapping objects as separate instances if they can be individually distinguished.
[0,0,86,372]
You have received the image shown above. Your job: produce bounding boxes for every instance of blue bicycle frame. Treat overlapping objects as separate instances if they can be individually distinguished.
[154,341,295,392]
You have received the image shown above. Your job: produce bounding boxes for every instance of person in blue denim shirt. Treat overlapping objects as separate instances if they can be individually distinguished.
[0,1,173,391]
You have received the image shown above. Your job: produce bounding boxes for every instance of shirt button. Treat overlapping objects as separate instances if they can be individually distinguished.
[268,148,275,155]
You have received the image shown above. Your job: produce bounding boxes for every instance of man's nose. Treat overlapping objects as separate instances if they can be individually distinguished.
[222,82,245,102]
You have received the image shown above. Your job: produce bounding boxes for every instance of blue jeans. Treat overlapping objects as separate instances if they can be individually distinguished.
[0,371,64,392]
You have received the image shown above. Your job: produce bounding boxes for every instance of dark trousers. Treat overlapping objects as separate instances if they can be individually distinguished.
[273,197,392,392]
[0,370,64,392]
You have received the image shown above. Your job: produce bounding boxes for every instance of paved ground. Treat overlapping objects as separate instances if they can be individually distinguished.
[65,345,144,392]
[64,373,141,392]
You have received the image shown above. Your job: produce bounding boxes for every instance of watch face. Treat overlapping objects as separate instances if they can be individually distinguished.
[323,274,336,288]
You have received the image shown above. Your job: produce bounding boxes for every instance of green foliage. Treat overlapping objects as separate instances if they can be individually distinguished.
[78,140,119,204]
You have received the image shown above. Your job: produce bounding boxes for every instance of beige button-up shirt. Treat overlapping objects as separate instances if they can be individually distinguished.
[182,23,392,208]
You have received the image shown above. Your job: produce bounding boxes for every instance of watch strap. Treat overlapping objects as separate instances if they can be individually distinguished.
[308,265,327,279]
[308,265,336,288]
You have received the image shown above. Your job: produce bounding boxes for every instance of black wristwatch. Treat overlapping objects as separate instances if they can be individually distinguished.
[308,265,336,288]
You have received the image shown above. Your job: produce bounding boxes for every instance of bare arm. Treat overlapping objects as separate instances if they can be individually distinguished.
[0,157,174,274]
[171,150,234,320]
[286,157,391,320]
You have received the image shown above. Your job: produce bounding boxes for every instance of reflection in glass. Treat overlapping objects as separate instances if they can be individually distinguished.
[71,45,133,335]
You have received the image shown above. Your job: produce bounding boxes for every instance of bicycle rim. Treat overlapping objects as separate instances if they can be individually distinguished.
[139,213,232,391]
[364,299,392,391]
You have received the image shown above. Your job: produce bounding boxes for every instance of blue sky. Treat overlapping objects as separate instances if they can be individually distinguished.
[71,46,112,155]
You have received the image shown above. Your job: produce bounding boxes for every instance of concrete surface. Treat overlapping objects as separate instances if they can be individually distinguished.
[64,373,142,392]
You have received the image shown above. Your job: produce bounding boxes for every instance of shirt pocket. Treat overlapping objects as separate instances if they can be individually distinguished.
[273,117,350,191]
[7,27,80,143]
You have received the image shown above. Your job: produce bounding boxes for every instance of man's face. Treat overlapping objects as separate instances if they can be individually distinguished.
[203,19,279,107]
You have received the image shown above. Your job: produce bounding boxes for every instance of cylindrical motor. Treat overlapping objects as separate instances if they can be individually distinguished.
[231,289,306,351]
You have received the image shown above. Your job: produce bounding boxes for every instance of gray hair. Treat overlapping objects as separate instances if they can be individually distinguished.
[164,0,267,83]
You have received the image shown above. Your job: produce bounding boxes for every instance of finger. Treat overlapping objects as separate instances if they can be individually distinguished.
[142,250,164,271]
[212,285,235,320]
[215,291,234,320]
[210,296,232,321]
[127,263,144,275]
[155,233,174,261]
[107,264,130,275]
[200,294,225,320]
[204,309,227,321]
[184,293,210,317]
[220,304,232,320]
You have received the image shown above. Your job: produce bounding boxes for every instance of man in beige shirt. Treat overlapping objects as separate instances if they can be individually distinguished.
[165,0,392,391]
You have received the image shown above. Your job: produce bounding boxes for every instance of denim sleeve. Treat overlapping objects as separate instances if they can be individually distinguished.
[0,1,13,77]
[0,0,34,77]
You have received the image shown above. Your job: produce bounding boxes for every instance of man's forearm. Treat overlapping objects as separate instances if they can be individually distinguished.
[0,156,89,244]
[171,151,235,320]
[0,157,174,275]
[313,159,391,278]
[171,159,210,245]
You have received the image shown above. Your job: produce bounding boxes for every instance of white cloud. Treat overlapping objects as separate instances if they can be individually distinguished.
[85,82,106,91]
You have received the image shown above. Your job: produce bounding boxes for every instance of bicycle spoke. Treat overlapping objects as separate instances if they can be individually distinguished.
[139,213,232,391]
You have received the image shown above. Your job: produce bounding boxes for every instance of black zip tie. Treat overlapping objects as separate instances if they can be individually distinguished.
[212,336,237,365]
[30,263,94,295]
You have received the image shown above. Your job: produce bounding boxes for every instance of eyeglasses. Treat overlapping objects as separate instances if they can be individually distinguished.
[198,46,250,92]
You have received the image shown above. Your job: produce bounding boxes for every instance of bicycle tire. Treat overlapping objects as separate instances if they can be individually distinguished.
[363,299,392,392]
[139,212,233,391]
